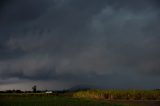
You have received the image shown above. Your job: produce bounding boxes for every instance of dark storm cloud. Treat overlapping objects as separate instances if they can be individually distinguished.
[0,0,53,22]
[0,0,160,90]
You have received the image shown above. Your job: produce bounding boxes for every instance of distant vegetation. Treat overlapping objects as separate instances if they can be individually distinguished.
[74,89,160,100]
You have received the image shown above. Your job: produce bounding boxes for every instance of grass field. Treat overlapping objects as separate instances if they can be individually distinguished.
[1,89,160,106]
[73,90,160,106]
[0,93,123,106]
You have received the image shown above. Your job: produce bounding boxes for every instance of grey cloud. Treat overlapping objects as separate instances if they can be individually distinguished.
[0,0,54,22]
[0,0,160,89]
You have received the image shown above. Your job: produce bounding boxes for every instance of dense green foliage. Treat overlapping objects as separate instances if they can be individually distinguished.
[73,90,160,100]
[0,93,123,106]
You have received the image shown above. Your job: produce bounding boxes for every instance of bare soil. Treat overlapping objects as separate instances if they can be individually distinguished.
[109,100,160,106]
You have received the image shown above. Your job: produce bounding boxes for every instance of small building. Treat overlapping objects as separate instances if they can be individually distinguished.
[45,91,53,94]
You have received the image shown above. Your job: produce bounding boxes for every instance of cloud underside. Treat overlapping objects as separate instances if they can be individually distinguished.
[0,0,160,89]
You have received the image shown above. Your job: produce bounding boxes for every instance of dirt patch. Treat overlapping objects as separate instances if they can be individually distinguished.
[109,100,160,106]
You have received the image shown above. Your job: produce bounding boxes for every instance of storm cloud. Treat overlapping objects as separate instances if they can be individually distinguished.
[0,0,160,90]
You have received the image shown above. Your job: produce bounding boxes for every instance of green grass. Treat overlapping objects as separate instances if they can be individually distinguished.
[0,93,123,106]
[2,90,159,106]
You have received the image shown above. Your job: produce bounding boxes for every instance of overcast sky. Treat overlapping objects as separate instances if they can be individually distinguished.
[0,0,160,90]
